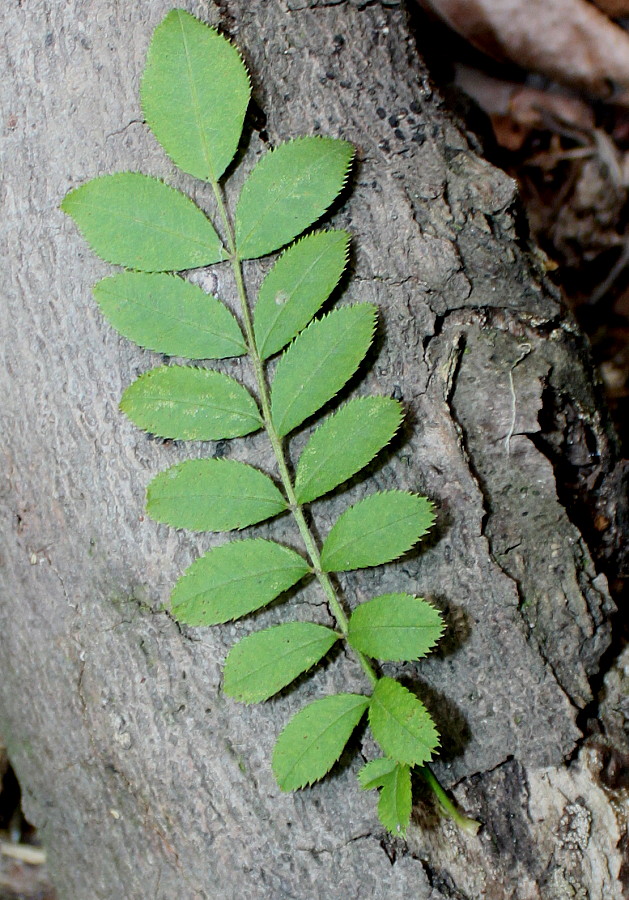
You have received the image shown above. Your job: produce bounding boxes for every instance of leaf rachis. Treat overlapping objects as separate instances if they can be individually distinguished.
[61,8,481,839]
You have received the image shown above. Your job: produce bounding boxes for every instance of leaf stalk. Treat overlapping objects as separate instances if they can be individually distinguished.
[418,767,481,835]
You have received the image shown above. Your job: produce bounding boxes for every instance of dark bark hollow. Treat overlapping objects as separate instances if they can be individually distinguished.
[1,1,626,897]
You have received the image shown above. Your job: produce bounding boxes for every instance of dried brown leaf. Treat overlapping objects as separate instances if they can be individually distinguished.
[419,0,629,99]
[591,0,629,18]
[455,64,595,150]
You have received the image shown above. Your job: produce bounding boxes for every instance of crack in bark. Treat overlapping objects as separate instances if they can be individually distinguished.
[439,320,591,717]
[105,119,142,141]
[284,0,400,12]
[296,831,373,855]
[418,857,471,900]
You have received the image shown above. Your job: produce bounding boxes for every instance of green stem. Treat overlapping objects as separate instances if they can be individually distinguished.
[418,767,481,835]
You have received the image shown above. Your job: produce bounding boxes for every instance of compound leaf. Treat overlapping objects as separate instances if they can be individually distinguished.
[273,693,369,791]
[141,9,250,183]
[170,539,310,626]
[146,458,287,531]
[61,173,225,271]
[320,491,435,572]
[94,273,246,359]
[120,366,261,440]
[64,7,448,825]
[368,677,439,766]
[254,230,350,360]
[235,137,355,259]
[347,593,444,662]
[223,622,339,703]
[271,304,376,438]
[294,397,403,504]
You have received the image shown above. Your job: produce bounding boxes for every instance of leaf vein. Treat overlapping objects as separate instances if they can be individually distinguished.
[228,635,335,689]
[238,142,344,249]
[179,563,307,600]
[275,318,360,432]
[101,289,244,347]
[70,196,217,253]
[177,9,216,183]
[281,701,367,782]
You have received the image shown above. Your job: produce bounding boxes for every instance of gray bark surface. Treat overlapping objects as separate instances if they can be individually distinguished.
[1,1,626,897]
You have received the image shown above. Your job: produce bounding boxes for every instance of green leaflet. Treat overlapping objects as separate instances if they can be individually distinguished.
[94,273,246,360]
[320,491,435,572]
[254,230,350,360]
[61,173,224,271]
[170,539,310,626]
[358,758,412,836]
[223,622,339,703]
[271,305,377,438]
[120,366,261,440]
[347,593,444,662]
[377,764,412,836]
[357,756,398,789]
[294,397,403,504]
[146,458,287,531]
[272,693,369,791]
[368,677,439,767]
[141,9,250,183]
[235,137,355,259]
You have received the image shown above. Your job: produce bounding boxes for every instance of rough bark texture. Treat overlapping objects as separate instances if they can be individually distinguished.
[1,1,627,897]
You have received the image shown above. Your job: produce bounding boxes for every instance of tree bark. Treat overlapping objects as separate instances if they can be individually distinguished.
[1,1,626,897]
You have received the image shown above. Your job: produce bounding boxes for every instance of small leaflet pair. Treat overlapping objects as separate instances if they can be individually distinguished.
[62,9,445,837]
